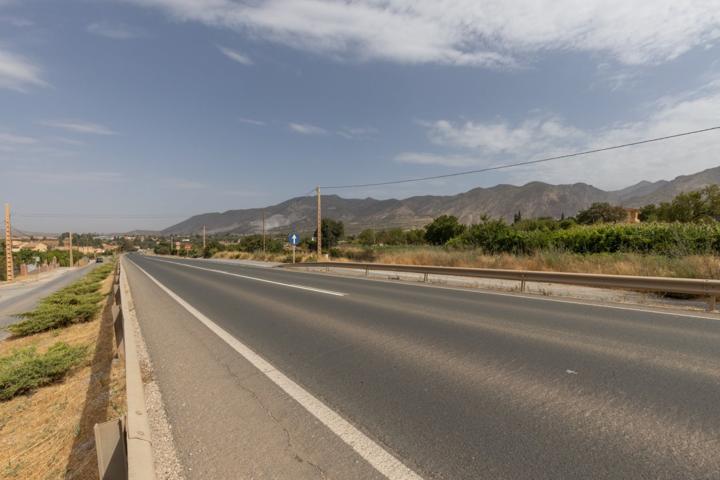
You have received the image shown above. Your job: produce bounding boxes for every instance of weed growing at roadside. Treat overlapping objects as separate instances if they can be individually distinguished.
[0,342,88,401]
[7,262,115,337]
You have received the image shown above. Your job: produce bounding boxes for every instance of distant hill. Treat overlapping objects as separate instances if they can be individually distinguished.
[162,166,720,235]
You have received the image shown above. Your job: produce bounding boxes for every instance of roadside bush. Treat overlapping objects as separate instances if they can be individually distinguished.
[448,221,720,256]
[0,342,88,401]
[7,262,115,337]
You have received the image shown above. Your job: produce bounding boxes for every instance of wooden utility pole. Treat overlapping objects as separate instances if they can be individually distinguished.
[316,186,322,259]
[203,226,206,250]
[4,203,13,282]
[262,210,266,255]
[68,231,73,267]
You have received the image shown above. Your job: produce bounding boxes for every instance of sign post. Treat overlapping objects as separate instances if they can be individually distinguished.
[288,232,300,264]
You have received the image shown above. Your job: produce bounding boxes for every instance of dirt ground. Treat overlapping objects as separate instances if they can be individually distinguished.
[0,273,125,480]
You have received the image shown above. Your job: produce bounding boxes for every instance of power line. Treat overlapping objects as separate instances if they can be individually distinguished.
[320,126,720,190]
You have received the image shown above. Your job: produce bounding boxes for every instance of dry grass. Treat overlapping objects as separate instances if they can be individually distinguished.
[0,273,125,479]
[213,250,318,263]
[216,245,720,279]
[333,247,720,279]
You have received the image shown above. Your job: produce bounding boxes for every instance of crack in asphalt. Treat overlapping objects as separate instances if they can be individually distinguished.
[218,359,328,480]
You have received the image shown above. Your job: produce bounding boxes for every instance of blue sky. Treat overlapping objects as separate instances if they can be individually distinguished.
[1,0,720,232]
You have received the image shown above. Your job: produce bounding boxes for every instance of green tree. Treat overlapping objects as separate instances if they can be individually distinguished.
[576,203,627,224]
[357,229,376,246]
[424,215,466,245]
[640,186,720,223]
[638,204,658,222]
[315,218,345,247]
[404,229,426,245]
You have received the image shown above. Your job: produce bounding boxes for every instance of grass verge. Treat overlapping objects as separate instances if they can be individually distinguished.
[0,264,125,479]
[0,342,88,401]
[214,247,720,279]
[8,263,115,337]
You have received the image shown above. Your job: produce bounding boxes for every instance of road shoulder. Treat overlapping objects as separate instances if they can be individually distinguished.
[124,259,385,480]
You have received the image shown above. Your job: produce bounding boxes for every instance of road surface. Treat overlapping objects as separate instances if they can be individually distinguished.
[0,263,97,339]
[124,254,720,480]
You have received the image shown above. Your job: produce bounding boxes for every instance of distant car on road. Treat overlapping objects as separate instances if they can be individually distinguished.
[96,257,104,263]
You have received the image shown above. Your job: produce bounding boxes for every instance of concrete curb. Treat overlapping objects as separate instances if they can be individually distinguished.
[120,259,157,480]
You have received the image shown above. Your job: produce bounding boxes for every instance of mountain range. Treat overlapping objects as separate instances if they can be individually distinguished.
[162,166,720,236]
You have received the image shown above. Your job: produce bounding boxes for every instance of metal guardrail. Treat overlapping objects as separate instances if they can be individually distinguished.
[94,259,156,480]
[283,261,720,312]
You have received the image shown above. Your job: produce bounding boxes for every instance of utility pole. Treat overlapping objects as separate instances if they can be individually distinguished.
[203,226,206,250]
[4,203,13,282]
[68,231,73,267]
[262,210,266,255]
[316,186,322,259]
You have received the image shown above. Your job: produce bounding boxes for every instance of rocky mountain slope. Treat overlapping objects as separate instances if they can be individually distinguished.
[162,166,720,235]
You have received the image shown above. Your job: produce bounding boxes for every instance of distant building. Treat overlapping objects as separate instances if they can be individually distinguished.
[624,208,640,223]
[11,241,49,253]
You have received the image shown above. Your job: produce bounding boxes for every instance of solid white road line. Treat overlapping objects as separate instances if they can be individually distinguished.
[128,260,422,480]
[148,257,347,297]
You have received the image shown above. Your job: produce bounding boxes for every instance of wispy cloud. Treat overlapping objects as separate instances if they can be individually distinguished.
[289,122,327,135]
[422,116,585,155]
[217,45,253,66]
[0,16,34,27]
[398,77,720,189]
[87,22,145,40]
[0,132,37,146]
[0,48,47,91]
[14,171,127,184]
[238,117,265,126]
[337,126,378,139]
[40,120,117,135]
[121,0,720,67]
[395,152,482,168]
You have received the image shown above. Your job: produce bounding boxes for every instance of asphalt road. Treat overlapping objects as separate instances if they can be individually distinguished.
[124,254,720,480]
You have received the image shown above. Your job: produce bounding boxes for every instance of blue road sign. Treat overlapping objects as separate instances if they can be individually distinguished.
[288,233,300,245]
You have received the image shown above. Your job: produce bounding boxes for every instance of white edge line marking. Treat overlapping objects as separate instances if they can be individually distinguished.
[128,260,422,480]
[149,257,347,297]
[291,266,718,321]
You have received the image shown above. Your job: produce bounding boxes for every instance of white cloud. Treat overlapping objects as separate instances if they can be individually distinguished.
[217,45,253,65]
[40,120,117,135]
[87,22,145,39]
[0,132,37,146]
[395,152,484,168]
[424,117,585,155]
[399,78,720,189]
[14,171,127,184]
[337,126,378,139]
[122,0,720,67]
[289,122,327,135]
[0,16,34,27]
[0,48,46,91]
[238,117,265,126]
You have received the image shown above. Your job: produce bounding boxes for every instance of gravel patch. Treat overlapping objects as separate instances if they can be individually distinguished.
[128,298,185,480]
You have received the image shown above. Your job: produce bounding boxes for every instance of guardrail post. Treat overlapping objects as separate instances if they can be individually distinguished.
[520,274,526,293]
[423,272,429,283]
[708,296,717,312]
[365,267,369,277]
